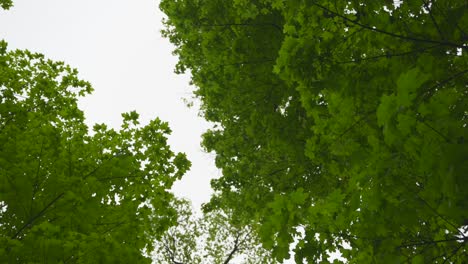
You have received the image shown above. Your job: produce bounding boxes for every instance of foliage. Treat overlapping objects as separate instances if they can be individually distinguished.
[0,0,12,10]
[152,199,201,264]
[152,199,277,264]
[161,0,468,262]
[0,41,190,263]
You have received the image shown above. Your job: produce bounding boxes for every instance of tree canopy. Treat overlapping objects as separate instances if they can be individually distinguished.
[0,0,12,10]
[152,198,277,264]
[0,41,190,263]
[161,0,468,262]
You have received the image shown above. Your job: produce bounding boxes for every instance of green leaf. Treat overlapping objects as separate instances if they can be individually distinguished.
[377,94,396,127]
[411,255,424,264]
[396,68,430,107]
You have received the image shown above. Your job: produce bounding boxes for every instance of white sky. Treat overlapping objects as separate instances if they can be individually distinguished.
[0,0,219,211]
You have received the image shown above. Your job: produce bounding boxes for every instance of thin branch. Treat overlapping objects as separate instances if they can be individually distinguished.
[196,22,283,32]
[442,243,465,264]
[97,174,145,181]
[429,0,468,39]
[223,233,241,264]
[162,236,184,264]
[399,237,467,248]
[417,118,452,143]
[4,172,29,220]
[259,167,289,178]
[30,140,44,218]
[336,110,374,139]
[68,138,73,178]
[0,115,15,135]
[311,1,465,49]
[417,195,465,237]
[82,154,117,180]
[12,192,65,239]
[100,221,126,235]
[218,58,275,68]
[93,221,127,226]
[63,255,76,264]
[421,0,445,40]
[418,69,468,101]
[337,44,441,64]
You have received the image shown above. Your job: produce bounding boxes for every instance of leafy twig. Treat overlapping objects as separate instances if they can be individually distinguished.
[399,237,467,248]
[337,44,440,64]
[416,195,465,237]
[311,1,466,49]
[12,192,65,239]
[421,0,445,40]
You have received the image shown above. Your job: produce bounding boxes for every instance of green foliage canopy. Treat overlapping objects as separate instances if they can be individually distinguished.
[0,41,190,263]
[0,0,12,10]
[161,0,468,262]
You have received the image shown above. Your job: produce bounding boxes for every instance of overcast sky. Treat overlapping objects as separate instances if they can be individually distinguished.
[0,0,219,211]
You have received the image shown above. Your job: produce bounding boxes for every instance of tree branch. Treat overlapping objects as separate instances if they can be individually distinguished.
[428,0,468,39]
[442,242,465,264]
[417,118,452,143]
[311,1,465,49]
[12,192,65,239]
[418,69,468,101]
[100,221,126,235]
[421,0,445,40]
[416,195,466,237]
[337,44,441,64]
[82,154,117,180]
[218,58,275,68]
[223,233,241,264]
[336,110,374,139]
[399,237,467,248]
[96,174,145,181]
[30,140,44,218]
[196,22,282,32]
[162,236,185,264]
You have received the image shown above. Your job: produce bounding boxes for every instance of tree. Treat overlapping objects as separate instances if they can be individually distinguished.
[161,0,468,262]
[0,0,12,10]
[0,41,191,263]
[152,199,277,264]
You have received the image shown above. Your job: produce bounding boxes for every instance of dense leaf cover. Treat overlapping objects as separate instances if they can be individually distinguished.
[161,0,468,262]
[0,41,190,263]
[0,0,12,10]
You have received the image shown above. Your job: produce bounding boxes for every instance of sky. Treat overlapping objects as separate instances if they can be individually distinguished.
[0,0,219,211]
